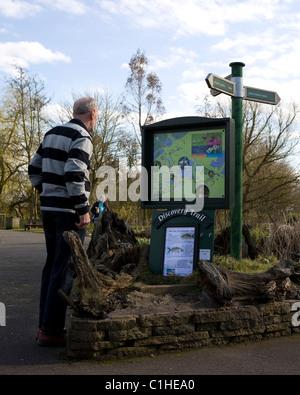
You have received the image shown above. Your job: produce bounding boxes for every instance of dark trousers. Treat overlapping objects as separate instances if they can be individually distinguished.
[40,211,85,336]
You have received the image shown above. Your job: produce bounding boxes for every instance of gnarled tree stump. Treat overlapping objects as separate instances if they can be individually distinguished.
[86,210,147,275]
[63,230,133,318]
[198,259,300,305]
[62,211,149,318]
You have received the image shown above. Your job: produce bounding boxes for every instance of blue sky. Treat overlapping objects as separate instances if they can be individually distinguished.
[0,0,300,119]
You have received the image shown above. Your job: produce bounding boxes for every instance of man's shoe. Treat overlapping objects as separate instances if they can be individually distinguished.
[36,327,66,340]
[37,330,67,347]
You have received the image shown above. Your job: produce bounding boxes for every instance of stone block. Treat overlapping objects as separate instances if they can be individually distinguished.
[70,316,98,331]
[152,323,195,336]
[108,326,151,341]
[138,311,193,327]
[97,316,138,331]
[68,329,105,342]
[193,309,232,323]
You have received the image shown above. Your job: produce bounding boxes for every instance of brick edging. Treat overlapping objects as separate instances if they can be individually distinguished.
[67,301,300,360]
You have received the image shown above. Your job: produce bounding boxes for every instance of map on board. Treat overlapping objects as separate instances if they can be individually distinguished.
[153,129,226,200]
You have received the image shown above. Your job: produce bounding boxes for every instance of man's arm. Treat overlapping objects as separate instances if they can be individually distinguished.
[64,135,93,227]
[28,144,43,193]
[75,212,90,230]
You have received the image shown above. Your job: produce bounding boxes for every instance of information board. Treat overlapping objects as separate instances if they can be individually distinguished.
[148,209,215,276]
[163,227,195,277]
[153,128,225,200]
[142,116,235,210]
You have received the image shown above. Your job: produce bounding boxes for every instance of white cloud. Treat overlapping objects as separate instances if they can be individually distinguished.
[37,0,90,15]
[150,47,199,71]
[0,0,89,18]
[0,0,42,18]
[99,0,283,37]
[210,24,300,83]
[0,41,71,74]
[182,69,206,82]
[177,80,208,111]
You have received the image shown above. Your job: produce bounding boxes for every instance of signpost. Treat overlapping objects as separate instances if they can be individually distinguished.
[205,73,236,97]
[205,63,281,260]
[244,86,281,105]
[210,74,232,97]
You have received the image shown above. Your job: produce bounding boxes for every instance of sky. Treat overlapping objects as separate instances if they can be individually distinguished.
[1,0,300,127]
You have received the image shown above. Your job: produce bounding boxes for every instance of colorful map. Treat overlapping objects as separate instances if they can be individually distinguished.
[153,129,226,199]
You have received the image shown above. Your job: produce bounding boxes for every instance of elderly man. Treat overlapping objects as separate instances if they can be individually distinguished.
[28,96,97,346]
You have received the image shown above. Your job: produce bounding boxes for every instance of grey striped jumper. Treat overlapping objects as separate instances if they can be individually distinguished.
[28,119,93,216]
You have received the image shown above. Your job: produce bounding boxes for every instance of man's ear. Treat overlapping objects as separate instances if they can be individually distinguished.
[91,109,97,120]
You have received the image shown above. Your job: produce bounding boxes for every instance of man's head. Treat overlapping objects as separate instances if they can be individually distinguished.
[73,96,98,133]
[98,194,106,203]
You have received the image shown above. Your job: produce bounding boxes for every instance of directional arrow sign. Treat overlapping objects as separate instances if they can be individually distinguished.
[244,86,281,105]
[210,74,232,97]
[206,73,236,97]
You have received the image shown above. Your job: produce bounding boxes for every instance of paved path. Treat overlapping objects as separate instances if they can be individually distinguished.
[0,229,300,376]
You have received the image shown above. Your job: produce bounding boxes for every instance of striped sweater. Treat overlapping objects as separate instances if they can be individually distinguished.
[28,119,93,216]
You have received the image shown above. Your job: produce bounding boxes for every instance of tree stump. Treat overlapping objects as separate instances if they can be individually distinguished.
[62,211,150,318]
[87,210,149,276]
[198,259,300,305]
[63,230,133,318]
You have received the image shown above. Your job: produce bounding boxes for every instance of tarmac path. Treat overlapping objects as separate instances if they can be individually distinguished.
[0,229,300,376]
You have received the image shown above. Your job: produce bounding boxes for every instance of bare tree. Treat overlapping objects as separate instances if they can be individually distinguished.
[242,101,299,220]
[122,49,166,145]
[196,95,300,222]
[0,66,50,217]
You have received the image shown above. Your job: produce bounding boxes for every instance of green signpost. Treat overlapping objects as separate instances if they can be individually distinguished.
[206,73,236,97]
[229,62,245,260]
[205,63,281,259]
[244,86,281,105]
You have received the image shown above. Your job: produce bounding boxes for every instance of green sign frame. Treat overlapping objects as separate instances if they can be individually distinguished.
[149,210,215,275]
[141,116,235,210]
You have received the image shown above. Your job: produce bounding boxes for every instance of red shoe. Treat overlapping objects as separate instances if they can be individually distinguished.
[37,330,67,347]
[36,327,66,340]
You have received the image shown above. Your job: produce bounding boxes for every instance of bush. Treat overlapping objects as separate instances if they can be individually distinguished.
[263,221,300,259]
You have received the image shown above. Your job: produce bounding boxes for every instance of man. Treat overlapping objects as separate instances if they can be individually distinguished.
[91,193,109,223]
[28,96,98,346]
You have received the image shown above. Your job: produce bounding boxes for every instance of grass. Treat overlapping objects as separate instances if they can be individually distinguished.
[136,254,279,286]
[213,254,278,273]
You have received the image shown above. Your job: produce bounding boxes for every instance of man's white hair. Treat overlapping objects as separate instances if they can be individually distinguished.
[73,96,97,115]
[98,194,106,202]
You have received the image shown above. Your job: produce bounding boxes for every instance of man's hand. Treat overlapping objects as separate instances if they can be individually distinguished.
[75,213,90,230]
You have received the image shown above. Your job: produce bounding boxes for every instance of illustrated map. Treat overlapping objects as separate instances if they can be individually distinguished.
[153,129,226,199]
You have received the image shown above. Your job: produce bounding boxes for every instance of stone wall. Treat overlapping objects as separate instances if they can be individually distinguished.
[67,301,300,361]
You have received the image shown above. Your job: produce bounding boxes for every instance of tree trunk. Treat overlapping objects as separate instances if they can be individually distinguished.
[198,259,300,305]
[87,210,147,275]
[62,211,149,318]
[63,230,133,318]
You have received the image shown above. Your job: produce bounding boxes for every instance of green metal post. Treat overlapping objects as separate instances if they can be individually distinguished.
[230,62,245,260]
